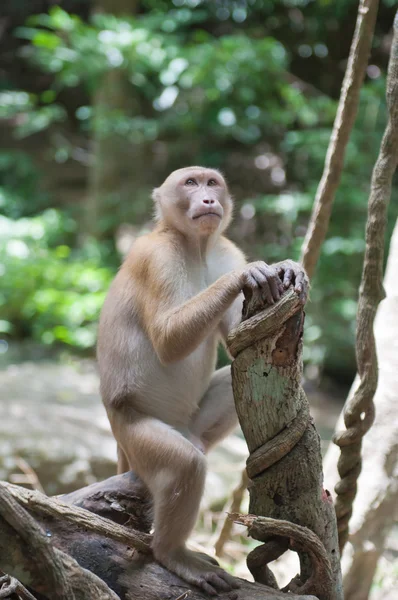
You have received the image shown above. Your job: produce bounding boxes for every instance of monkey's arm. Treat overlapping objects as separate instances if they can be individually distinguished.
[216,237,247,343]
[127,238,283,364]
[148,270,243,364]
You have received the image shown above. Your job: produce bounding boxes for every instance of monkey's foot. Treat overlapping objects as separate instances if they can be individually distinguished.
[155,547,240,596]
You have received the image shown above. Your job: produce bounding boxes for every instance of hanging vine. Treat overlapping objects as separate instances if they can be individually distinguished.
[333,10,398,553]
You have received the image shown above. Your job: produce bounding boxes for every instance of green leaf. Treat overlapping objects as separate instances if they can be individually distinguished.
[33,32,61,50]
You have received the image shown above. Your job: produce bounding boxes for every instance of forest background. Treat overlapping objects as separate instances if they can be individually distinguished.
[1,0,397,385]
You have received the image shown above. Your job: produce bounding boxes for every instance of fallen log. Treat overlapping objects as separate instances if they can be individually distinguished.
[0,478,318,600]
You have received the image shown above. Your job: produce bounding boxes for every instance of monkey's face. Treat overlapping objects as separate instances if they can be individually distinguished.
[154,167,233,237]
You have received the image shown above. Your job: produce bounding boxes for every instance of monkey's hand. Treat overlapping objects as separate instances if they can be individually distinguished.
[239,261,285,305]
[274,259,309,304]
[155,547,240,596]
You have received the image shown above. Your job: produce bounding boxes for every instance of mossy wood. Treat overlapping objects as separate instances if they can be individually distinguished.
[227,288,343,600]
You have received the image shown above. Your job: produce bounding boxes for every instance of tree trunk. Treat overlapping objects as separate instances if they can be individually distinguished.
[227,289,343,600]
[86,0,150,243]
[323,218,398,600]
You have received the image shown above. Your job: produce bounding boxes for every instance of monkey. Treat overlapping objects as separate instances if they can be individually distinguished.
[97,166,308,595]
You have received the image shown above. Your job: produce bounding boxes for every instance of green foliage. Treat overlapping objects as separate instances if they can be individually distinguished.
[0,211,113,348]
[1,0,397,380]
[16,6,334,145]
[241,78,397,377]
[0,91,66,138]
[242,188,366,375]
[0,151,49,218]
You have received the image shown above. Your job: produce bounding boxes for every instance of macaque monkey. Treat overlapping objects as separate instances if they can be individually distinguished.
[98,166,308,595]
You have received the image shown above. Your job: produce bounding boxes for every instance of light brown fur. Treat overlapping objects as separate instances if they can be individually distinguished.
[98,166,306,595]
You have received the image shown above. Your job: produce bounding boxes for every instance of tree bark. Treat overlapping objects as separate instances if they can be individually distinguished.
[323,218,398,600]
[0,478,318,600]
[300,0,379,279]
[227,289,343,600]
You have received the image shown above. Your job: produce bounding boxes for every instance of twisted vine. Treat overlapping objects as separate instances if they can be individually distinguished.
[300,0,380,278]
[332,10,398,553]
[246,391,309,479]
[234,514,334,600]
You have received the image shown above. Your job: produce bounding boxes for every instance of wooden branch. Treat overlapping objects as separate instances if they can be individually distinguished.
[0,481,151,553]
[0,482,119,600]
[228,289,301,357]
[300,0,379,279]
[332,9,398,554]
[214,469,249,558]
[61,470,152,530]
[228,290,343,600]
[0,573,37,600]
[0,477,318,600]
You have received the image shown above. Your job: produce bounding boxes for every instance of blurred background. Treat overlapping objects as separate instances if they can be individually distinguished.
[0,0,397,594]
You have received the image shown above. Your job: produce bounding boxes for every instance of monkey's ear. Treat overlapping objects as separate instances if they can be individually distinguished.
[152,187,162,221]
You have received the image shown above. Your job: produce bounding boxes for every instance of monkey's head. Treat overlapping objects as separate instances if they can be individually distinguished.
[152,167,233,237]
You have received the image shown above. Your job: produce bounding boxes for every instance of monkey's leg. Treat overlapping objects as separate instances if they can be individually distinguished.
[190,365,238,452]
[117,444,130,474]
[109,412,239,595]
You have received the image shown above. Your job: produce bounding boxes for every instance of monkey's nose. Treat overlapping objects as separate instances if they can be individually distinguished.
[202,199,215,205]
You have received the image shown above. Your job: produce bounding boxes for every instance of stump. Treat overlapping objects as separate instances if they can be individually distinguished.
[227,288,343,600]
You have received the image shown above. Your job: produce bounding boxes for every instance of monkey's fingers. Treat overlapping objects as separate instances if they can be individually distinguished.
[283,268,294,289]
[294,270,305,287]
[199,579,219,596]
[243,272,261,290]
[198,576,229,596]
[205,573,234,593]
[294,271,308,304]
[260,279,275,305]
[256,266,283,303]
[265,271,281,302]
[218,570,240,589]
[276,267,286,293]
[194,566,240,596]
[250,268,275,304]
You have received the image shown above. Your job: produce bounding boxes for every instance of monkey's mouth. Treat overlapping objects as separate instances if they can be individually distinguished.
[193,212,222,219]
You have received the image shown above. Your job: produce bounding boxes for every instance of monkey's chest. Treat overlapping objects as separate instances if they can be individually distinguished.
[180,332,217,387]
[159,334,219,423]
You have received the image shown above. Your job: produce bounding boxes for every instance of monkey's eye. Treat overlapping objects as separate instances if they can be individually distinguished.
[185,178,197,186]
[207,179,218,186]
